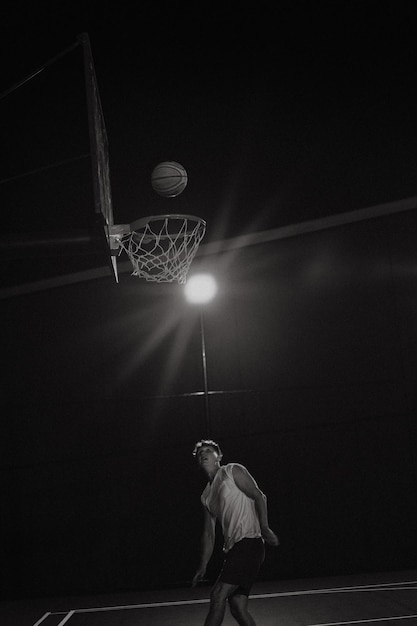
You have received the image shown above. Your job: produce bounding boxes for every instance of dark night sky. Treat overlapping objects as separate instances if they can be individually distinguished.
[1,3,417,277]
[1,5,417,597]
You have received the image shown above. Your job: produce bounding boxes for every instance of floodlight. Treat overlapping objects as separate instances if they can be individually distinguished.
[184,273,218,304]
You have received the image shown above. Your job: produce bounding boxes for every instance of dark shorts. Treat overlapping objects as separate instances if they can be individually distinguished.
[219,537,265,596]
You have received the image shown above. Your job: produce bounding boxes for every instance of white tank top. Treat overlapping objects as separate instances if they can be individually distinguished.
[201,463,262,552]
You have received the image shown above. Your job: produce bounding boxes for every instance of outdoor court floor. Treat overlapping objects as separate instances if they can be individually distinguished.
[1,570,416,626]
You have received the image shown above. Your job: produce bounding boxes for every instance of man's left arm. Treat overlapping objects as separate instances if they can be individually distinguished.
[232,464,279,546]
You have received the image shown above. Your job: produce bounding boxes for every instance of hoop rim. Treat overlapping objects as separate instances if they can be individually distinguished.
[109,213,206,251]
[129,214,206,232]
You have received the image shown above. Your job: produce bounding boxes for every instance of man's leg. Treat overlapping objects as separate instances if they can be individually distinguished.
[229,593,257,626]
[204,579,239,626]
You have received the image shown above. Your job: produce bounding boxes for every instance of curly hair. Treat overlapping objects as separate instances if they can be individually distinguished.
[192,439,223,458]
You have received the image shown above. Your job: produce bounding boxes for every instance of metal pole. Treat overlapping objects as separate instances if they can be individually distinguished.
[200,308,211,438]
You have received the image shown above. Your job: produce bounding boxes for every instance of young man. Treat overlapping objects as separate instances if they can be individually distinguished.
[192,439,279,626]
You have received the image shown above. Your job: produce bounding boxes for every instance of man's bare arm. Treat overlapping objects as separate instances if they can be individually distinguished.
[233,465,279,546]
[192,506,216,586]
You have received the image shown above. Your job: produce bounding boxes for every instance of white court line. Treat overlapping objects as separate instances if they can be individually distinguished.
[53,597,211,614]
[252,585,417,601]
[31,613,51,626]
[46,580,417,616]
[55,610,75,626]
[309,614,417,626]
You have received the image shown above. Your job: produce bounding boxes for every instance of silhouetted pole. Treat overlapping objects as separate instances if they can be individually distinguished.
[184,273,218,440]
[200,308,211,438]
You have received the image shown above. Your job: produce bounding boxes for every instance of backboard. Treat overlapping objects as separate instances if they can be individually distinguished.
[0,33,118,293]
[79,32,118,282]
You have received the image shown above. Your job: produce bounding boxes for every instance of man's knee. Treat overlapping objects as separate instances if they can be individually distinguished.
[210,581,238,605]
[229,593,248,619]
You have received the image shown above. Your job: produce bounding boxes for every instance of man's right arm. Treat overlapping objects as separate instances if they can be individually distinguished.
[192,507,216,587]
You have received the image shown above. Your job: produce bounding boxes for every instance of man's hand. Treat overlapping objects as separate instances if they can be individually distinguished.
[192,564,207,587]
[261,527,279,546]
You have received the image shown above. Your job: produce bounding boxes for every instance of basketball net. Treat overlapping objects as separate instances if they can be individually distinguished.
[112,215,206,284]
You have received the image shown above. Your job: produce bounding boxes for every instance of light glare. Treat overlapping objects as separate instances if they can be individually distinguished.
[185,273,218,304]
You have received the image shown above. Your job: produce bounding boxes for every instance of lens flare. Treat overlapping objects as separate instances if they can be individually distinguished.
[184,273,218,304]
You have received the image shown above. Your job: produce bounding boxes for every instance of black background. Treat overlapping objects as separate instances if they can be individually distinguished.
[1,2,417,601]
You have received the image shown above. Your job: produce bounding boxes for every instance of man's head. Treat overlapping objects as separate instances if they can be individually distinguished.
[192,439,223,459]
[193,439,223,476]
[193,439,223,473]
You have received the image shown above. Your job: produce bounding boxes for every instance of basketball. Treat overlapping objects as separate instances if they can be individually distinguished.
[151,161,188,197]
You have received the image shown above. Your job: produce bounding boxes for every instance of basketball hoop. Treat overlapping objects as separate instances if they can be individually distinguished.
[109,214,206,284]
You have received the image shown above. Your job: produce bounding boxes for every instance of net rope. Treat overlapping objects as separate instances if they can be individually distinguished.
[117,216,206,284]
